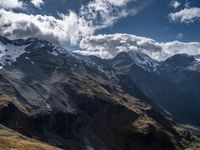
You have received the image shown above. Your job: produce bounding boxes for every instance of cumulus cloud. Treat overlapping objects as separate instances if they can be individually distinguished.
[31,0,44,8]
[0,0,143,45]
[75,34,200,61]
[0,0,23,9]
[76,34,162,59]
[169,7,200,23]
[0,9,93,45]
[159,41,200,60]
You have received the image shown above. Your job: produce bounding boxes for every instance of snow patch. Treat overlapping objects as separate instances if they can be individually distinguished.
[25,57,30,60]
[194,55,200,63]
[0,41,29,66]
[128,50,159,72]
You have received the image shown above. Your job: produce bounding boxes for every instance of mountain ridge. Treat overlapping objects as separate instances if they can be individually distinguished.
[0,36,199,150]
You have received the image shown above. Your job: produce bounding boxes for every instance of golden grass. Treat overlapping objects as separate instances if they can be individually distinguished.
[0,125,62,150]
[0,94,29,115]
[0,137,62,150]
[186,143,200,150]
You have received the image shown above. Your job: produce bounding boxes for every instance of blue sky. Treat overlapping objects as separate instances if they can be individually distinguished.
[0,0,200,60]
[100,0,200,42]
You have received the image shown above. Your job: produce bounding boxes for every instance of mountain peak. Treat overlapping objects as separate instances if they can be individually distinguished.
[164,53,195,67]
[112,50,159,72]
[0,37,66,67]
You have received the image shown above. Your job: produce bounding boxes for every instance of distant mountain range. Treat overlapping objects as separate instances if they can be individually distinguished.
[0,36,199,150]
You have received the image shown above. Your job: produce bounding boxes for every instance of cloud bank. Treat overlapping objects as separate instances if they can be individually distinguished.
[76,34,200,61]
[0,0,142,45]
[0,9,95,45]
[169,7,200,23]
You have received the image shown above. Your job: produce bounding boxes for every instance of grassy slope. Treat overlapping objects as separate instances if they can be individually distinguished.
[0,124,62,150]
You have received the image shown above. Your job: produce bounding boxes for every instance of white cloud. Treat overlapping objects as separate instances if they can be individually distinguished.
[0,0,143,45]
[169,7,200,23]
[105,0,130,6]
[159,41,200,60]
[176,33,183,40]
[31,0,44,8]
[75,33,200,61]
[0,0,23,9]
[170,1,181,9]
[0,9,92,45]
[79,0,141,31]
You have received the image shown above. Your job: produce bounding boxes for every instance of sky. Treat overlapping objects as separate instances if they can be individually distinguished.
[0,0,200,60]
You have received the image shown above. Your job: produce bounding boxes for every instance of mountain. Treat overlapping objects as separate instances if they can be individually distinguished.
[163,54,195,67]
[0,36,199,150]
[109,50,200,126]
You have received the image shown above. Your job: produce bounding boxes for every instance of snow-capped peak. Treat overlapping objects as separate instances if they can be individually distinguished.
[127,50,159,72]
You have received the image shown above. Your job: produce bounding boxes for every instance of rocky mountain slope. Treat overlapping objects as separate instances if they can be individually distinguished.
[0,36,199,150]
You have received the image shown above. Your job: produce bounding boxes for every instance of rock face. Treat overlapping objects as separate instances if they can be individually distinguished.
[0,36,199,150]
